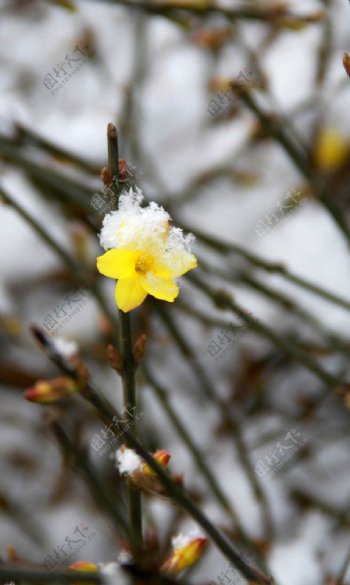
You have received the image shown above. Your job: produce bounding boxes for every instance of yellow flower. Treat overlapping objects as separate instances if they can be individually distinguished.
[161,531,207,575]
[97,189,197,312]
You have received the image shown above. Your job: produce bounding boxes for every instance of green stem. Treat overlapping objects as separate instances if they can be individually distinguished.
[84,383,272,585]
[119,311,143,544]
[31,327,272,585]
[107,123,143,548]
[143,364,271,576]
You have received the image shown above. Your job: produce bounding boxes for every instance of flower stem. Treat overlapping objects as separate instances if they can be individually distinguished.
[143,364,272,577]
[30,326,272,585]
[107,123,143,548]
[119,310,143,545]
[83,384,273,585]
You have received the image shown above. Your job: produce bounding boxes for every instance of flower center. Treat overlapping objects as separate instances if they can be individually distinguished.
[135,254,153,275]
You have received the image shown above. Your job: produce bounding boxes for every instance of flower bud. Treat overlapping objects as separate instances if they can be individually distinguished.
[343,53,350,78]
[118,159,129,182]
[116,445,179,498]
[24,377,78,404]
[133,333,147,367]
[142,449,171,476]
[100,166,112,187]
[107,344,124,375]
[69,561,98,572]
[161,531,207,575]
[191,28,232,50]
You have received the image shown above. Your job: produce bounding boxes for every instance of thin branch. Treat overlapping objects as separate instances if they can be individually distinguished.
[187,271,350,390]
[336,545,350,585]
[15,123,101,174]
[83,0,323,26]
[30,326,272,585]
[181,222,350,315]
[49,419,136,545]
[197,254,350,357]
[143,364,272,577]
[107,123,143,547]
[231,86,350,248]
[155,304,274,538]
[0,185,118,338]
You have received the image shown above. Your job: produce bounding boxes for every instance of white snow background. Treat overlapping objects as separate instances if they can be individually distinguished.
[0,0,350,584]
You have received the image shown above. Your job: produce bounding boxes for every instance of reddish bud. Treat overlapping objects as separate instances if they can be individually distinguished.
[161,533,207,575]
[107,344,124,375]
[100,166,112,186]
[133,333,147,366]
[343,53,350,78]
[69,561,98,572]
[142,449,171,476]
[24,377,78,404]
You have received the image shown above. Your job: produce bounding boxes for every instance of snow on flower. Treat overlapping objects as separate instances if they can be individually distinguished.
[96,188,197,312]
[115,445,177,497]
[115,446,142,475]
[98,562,129,585]
[161,527,207,575]
[171,528,206,550]
[51,336,78,359]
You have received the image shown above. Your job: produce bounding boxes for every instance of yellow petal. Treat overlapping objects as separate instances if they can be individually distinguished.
[141,274,179,302]
[152,261,173,279]
[97,249,137,279]
[161,538,207,576]
[167,252,198,278]
[115,277,148,312]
